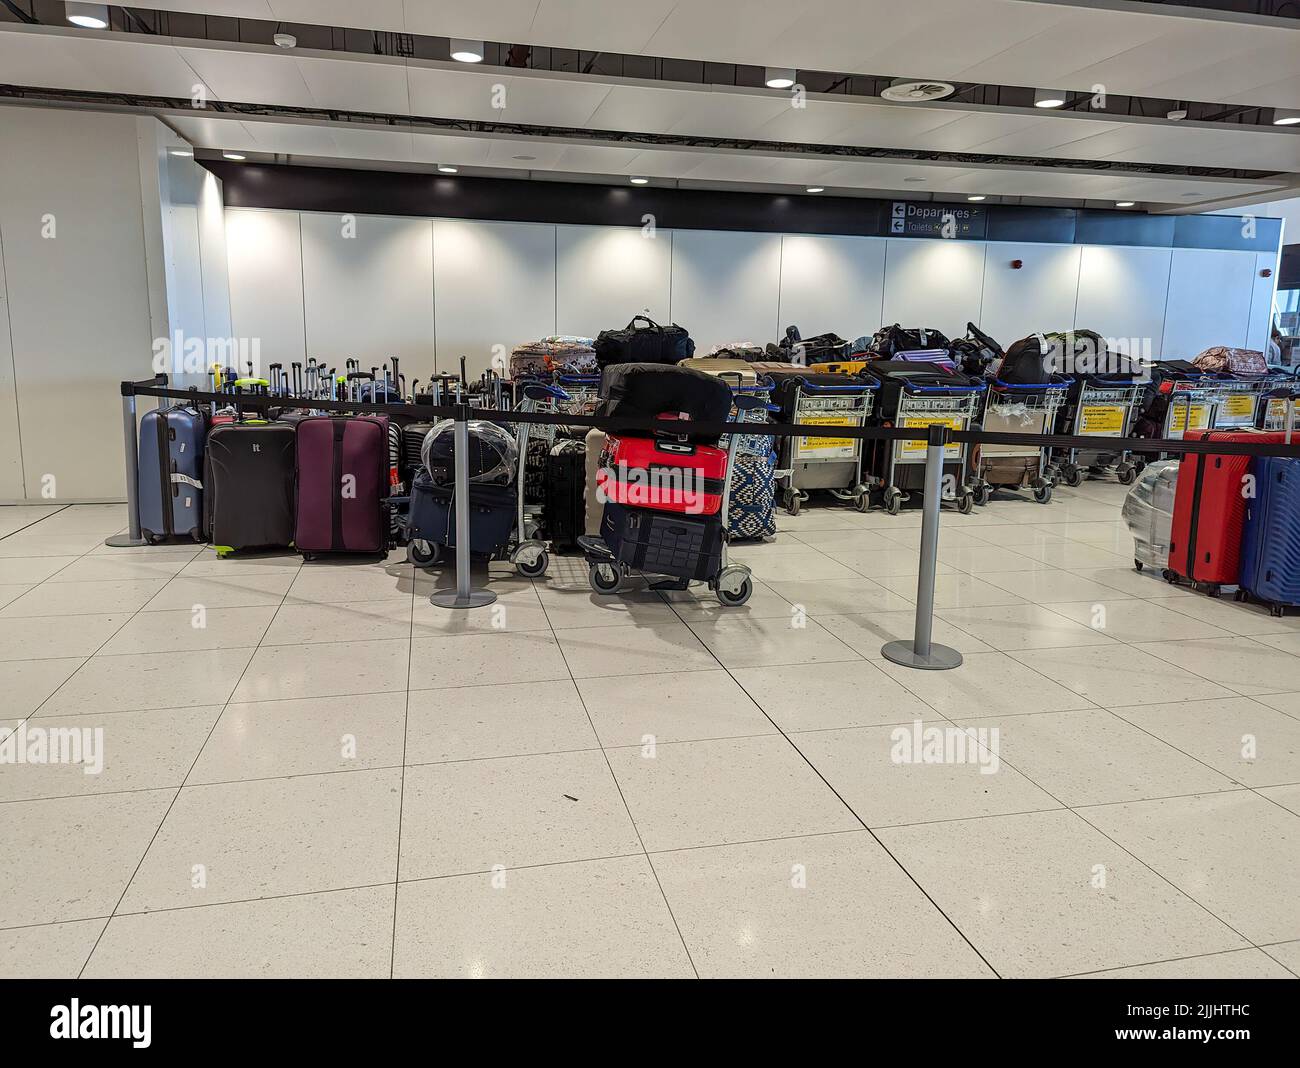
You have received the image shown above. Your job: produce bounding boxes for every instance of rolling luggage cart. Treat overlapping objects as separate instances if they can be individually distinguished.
[576,395,766,607]
[1052,375,1145,487]
[866,362,984,515]
[1207,372,1278,431]
[974,378,1070,505]
[507,380,574,577]
[763,370,879,516]
[1135,365,1222,461]
[1258,376,1300,431]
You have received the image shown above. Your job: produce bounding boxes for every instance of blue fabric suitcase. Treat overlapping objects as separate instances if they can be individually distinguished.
[728,450,777,540]
[407,470,515,556]
[1239,456,1300,614]
[139,404,207,543]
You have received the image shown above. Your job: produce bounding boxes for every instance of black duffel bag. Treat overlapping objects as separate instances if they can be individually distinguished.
[949,322,1003,377]
[597,363,732,443]
[775,325,853,365]
[594,315,695,368]
[872,323,951,357]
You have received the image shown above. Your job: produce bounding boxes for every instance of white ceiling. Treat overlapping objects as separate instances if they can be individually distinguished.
[1,4,1298,209]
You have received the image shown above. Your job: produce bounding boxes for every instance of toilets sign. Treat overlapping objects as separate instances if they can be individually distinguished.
[889,201,987,238]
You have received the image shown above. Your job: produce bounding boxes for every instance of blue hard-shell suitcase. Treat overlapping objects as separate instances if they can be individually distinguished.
[139,404,208,543]
[1239,456,1300,614]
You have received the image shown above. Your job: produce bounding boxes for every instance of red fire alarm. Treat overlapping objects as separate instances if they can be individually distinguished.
[1260,268,1273,278]
[1010,259,1024,269]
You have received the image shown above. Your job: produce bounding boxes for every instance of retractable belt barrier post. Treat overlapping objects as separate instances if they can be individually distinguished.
[105,375,170,548]
[111,379,1300,642]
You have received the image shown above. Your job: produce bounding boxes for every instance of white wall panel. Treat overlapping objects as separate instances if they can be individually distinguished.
[197,171,232,344]
[881,239,986,340]
[433,219,556,377]
[0,226,23,499]
[777,234,886,341]
[978,242,1081,345]
[1246,251,1280,354]
[1074,245,1172,359]
[0,107,154,500]
[669,229,781,352]
[555,224,671,337]
[301,212,434,377]
[1160,248,1256,359]
[225,208,306,370]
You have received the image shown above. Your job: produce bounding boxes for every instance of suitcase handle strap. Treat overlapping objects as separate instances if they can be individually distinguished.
[170,473,202,490]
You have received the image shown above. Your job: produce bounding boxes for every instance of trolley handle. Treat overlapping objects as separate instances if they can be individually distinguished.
[795,381,881,395]
[991,377,1074,391]
[521,383,571,402]
[901,382,987,395]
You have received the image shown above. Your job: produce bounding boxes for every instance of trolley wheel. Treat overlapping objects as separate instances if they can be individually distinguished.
[1062,464,1083,488]
[1033,483,1053,505]
[957,491,975,515]
[1117,465,1137,486]
[785,490,801,517]
[408,539,440,568]
[1134,559,1144,573]
[515,550,549,579]
[883,487,903,516]
[974,483,992,507]
[588,562,621,595]
[715,566,753,607]
[1161,569,1178,584]
[852,492,870,513]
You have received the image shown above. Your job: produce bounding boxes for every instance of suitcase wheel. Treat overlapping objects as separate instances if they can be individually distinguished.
[1161,569,1178,583]
[1134,559,1144,573]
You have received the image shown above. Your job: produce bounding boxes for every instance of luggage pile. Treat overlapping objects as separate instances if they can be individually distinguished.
[578,363,756,606]
[509,336,597,379]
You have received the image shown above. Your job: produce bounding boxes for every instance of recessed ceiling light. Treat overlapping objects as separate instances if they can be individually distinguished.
[805,186,825,193]
[765,67,796,89]
[1274,108,1300,126]
[967,195,986,202]
[437,165,458,174]
[511,155,537,161]
[903,177,925,183]
[168,148,193,158]
[1034,88,1067,108]
[65,3,108,29]
[222,152,246,161]
[1166,108,1188,122]
[1115,201,1136,208]
[450,38,484,63]
[272,32,297,49]
[629,176,650,185]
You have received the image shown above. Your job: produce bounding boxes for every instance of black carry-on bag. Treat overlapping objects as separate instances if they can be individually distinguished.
[204,423,297,555]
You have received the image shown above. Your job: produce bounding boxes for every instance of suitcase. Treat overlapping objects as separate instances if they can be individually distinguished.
[204,423,296,555]
[293,416,391,557]
[1122,460,1179,572]
[1168,430,1290,588]
[600,502,723,582]
[544,438,587,551]
[408,471,515,555]
[727,450,777,540]
[597,363,732,444]
[597,433,726,516]
[676,357,759,384]
[139,404,208,543]
[584,428,606,536]
[1239,456,1300,612]
[523,435,551,505]
[402,423,436,481]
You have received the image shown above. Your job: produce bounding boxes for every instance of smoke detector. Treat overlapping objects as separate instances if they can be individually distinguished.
[881,78,955,103]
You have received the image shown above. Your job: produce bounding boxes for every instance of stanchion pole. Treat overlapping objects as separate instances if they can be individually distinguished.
[105,382,148,548]
[429,403,497,610]
[881,424,962,670]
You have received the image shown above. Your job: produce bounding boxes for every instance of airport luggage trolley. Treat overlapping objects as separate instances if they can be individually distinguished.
[1258,375,1300,431]
[1157,378,1220,453]
[763,371,879,516]
[1052,375,1145,487]
[554,374,603,415]
[1207,372,1280,431]
[868,366,984,515]
[974,378,1070,505]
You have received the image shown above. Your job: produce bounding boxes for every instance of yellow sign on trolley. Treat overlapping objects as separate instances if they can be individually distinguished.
[899,415,964,460]
[795,415,857,460]
[1169,403,1211,434]
[1078,404,1125,436]
[1221,393,1257,423]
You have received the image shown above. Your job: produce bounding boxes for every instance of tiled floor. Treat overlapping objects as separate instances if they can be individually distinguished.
[1,483,1299,979]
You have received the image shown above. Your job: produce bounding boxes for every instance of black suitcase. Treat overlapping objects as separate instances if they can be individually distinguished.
[204,423,296,554]
[600,502,722,582]
[597,363,732,444]
[544,439,587,551]
[402,423,436,481]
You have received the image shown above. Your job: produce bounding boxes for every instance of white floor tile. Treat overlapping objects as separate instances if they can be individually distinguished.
[41,647,254,715]
[577,669,774,747]
[1010,645,1236,708]
[556,622,717,678]
[0,614,128,662]
[1134,636,1300,697]
[936,603,1118,651]
[0,919,105,979]
[232,639,408,702]
[731,660,933,732]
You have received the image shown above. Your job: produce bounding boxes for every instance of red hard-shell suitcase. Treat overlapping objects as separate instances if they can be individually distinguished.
[1168,430,1289,586]
[294,416,390,557]
[596,432,726,516]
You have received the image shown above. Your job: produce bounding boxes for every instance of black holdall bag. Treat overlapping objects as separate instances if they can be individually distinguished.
[950,322,1004,377]
[594,315,695,368]
[872,323,951,357]
[995,335,1058,384]
[775,325,852,365]
[597,363,733,443]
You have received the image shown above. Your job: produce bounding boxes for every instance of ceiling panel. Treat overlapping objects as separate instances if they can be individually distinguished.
[294,55,411,114]
[529,0,679,54]
[177,45,318,107]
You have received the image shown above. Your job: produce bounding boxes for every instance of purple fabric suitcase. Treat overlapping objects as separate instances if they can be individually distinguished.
[294,416,390,558]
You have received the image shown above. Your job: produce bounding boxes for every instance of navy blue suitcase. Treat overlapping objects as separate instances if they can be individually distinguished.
[407,470,515,556]
[1239,456,1300,614]
[139,404,207,543]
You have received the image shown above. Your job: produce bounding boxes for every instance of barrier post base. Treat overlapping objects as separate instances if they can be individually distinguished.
[429,588,497,610]
[881,640,963,671]
[105,533,149,548]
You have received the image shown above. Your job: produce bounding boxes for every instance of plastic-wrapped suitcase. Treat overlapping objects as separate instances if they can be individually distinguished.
[597,433,726,516]
[294,416,391,558]
[600,502,723,582]
[1238,456,1300,614]
[204,423,296,555]
[1122,460,1178,573]
[139,403,208,543]
[1168,430,1291,591]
